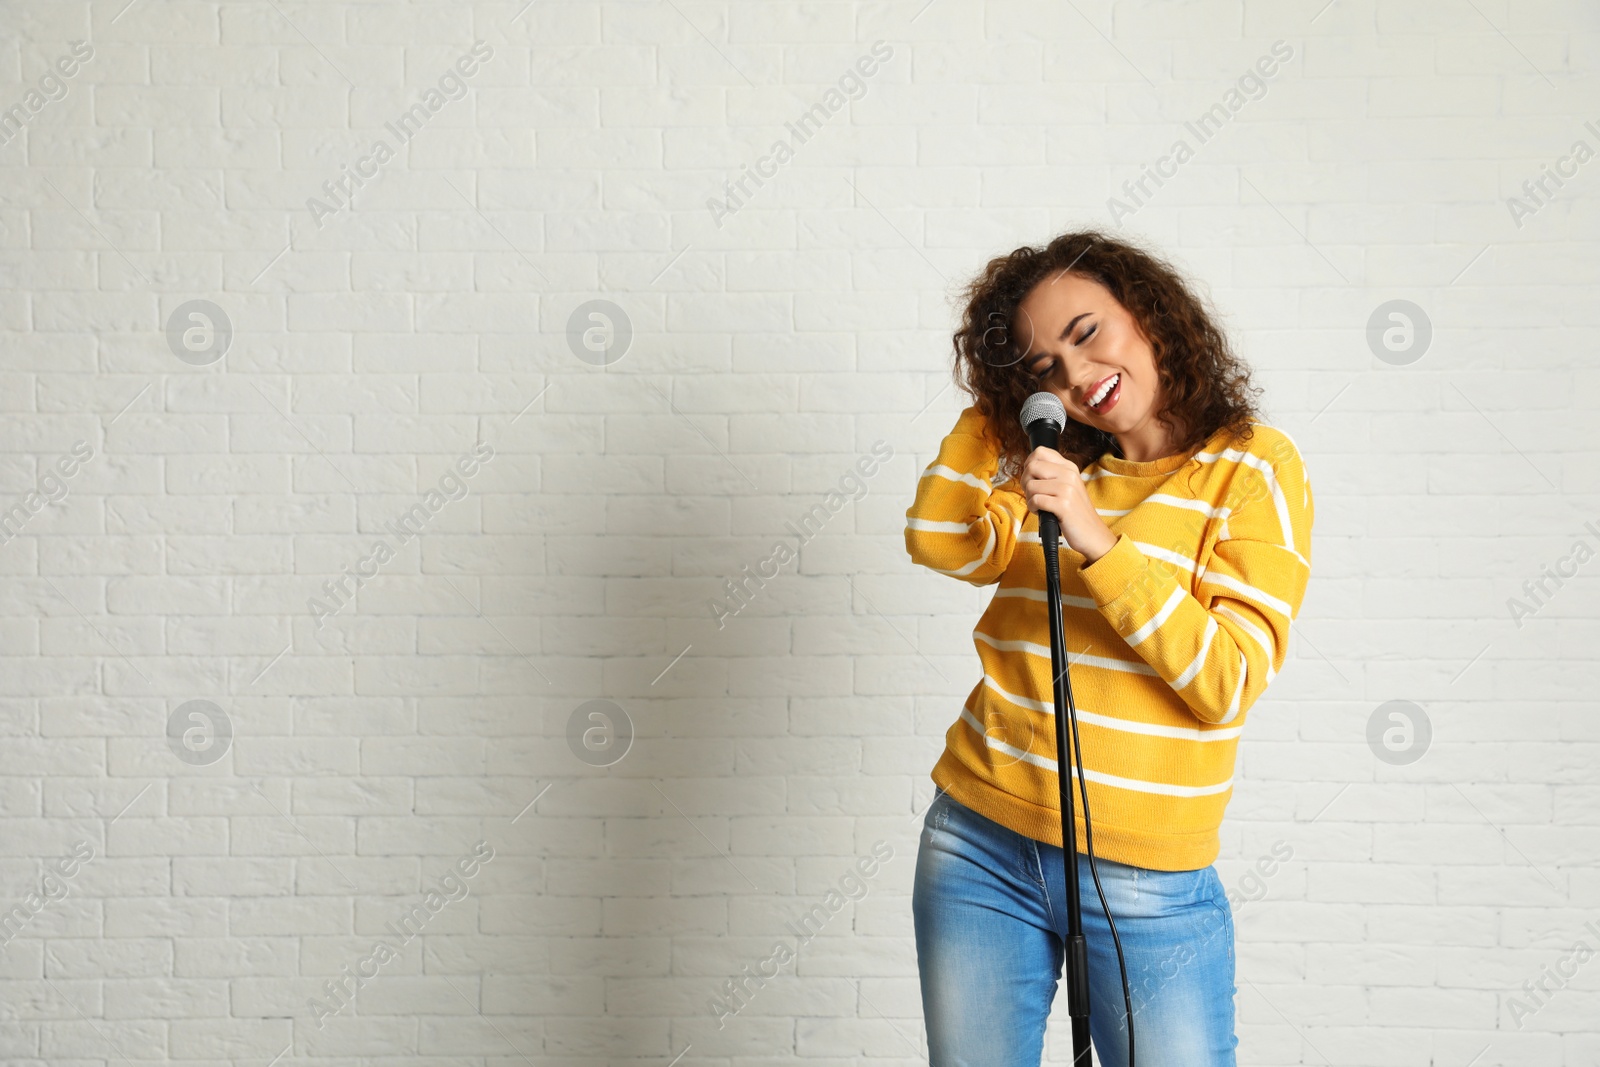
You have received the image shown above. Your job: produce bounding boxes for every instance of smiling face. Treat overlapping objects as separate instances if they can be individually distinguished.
[1012,271,1176,463]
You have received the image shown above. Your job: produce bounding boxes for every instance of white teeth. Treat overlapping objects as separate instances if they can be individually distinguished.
[1088,374,1118,408]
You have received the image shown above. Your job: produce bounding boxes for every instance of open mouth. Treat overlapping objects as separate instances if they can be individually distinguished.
[1086,373,1121,414]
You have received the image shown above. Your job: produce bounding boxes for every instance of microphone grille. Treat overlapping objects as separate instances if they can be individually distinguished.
[1019,391,1066,432]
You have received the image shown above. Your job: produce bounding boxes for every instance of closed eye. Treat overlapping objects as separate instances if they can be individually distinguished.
[1024,321,1096,378]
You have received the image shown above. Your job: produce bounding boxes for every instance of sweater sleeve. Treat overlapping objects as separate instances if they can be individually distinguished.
[1076,434,1313,725]
[903,405,1031,587]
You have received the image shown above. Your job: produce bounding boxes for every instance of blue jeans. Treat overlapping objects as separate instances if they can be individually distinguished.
[913,791,1238,1066]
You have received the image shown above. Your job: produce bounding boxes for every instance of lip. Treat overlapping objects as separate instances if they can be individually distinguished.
[1085,373,1122,414]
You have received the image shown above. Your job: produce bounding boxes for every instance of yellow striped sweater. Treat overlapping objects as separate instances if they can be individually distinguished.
[903,405,1313,871]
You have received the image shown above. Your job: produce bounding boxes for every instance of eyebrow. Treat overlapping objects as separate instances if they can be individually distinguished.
[1021,312,1091,373]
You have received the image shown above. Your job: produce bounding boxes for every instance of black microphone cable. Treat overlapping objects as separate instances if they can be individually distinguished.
[1022,391,1137,1067]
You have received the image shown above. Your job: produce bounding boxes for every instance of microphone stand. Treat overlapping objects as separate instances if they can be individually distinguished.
[1023,400,1136,1065]
[1032,475,1095,1067]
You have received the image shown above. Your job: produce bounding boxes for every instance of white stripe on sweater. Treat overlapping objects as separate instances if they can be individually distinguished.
[906,517,971,535]
[1100,495,1222,518]
[1173,616,1217,690]
[974,630,1159,676]
[1215,604,1276,680]
[1192,432,1309,568]
[1217,652,1247,724]
[1127,587,1185,647]
[991,585,1098,610]
[904,515,1000,578]
[959,709,1236,794]
[1133,541,1197,575]
[919,462,994,493]
[1144,494,1233,518]
[1200,570,1294,619]
[976,674,1240,741]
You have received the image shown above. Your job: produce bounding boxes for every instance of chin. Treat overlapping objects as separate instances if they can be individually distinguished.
[1105,394,1144,425]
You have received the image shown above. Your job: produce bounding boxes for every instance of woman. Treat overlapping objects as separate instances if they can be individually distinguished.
[903,231,1313,1066]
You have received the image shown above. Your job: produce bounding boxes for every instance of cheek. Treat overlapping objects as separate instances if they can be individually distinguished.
[1137,366,1165,410]
[1118,342,1155,395]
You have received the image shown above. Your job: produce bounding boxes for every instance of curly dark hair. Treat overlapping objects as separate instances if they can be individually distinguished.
[950,229,1263,481]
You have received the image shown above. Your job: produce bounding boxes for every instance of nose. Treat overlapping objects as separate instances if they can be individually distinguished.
[1065,364,1103,397]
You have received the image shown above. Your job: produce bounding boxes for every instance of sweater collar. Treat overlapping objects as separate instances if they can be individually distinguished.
[1093,425,1232,478]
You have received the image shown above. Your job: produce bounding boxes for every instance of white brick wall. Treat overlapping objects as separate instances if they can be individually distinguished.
[2,0,1597,1063]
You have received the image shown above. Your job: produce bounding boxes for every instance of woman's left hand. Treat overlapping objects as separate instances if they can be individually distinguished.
[1019,446,1119,563]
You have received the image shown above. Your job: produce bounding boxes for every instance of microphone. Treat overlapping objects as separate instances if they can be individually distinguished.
[1019,391,1067,545]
